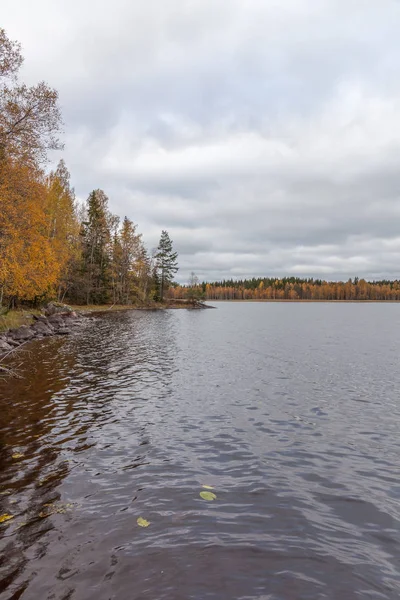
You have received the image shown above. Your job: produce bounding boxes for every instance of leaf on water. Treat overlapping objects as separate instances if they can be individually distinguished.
[137,517,150,528]
[39,502,73,517]
[0,514,14,524]
[0,490,11,496]
[200,491,217,501]
[12,453,24,459]
[202,485,214,490]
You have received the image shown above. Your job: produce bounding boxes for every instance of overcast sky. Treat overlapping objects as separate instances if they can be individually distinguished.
[3,0,400,282]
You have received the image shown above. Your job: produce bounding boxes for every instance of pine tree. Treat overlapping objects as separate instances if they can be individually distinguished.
[155,230,178,301]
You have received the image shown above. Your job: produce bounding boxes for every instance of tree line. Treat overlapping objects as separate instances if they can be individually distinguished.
[0,29,178,308]
[170,277,400,302]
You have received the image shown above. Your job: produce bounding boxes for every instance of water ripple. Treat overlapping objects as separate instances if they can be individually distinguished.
[1,304,400,599]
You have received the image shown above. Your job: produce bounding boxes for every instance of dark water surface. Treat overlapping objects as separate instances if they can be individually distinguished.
[1,303,400,600]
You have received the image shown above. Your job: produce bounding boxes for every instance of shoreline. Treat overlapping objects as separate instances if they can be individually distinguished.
[206,299,400,303]
[0,300,214,366]
[0,300,213,332]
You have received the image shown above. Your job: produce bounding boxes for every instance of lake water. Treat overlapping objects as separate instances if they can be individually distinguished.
[0,302,400,600]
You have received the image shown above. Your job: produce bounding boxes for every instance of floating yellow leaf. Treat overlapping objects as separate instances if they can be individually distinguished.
[137,517,150,528]
[39,502,73,517]
[0,514,14,524]
[202,485,214,490]
[200,491,217,501]
[12,453,24,459]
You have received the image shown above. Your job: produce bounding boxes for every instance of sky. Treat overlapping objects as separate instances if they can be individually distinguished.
[2,0,400,282]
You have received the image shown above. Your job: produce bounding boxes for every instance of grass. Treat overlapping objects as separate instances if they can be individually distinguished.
[69,303,158,312]
[0,309,40,333]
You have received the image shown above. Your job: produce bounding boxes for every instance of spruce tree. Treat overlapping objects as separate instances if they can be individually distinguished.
[81,189,114,304]
[155,230,178,301]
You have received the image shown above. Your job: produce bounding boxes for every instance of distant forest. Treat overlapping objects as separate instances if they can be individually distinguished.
[170,277,400,301]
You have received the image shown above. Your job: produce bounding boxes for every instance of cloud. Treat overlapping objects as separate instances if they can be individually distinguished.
[3,0,400,281]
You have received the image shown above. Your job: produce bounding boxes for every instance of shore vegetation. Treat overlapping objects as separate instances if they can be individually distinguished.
[0,29,178,312]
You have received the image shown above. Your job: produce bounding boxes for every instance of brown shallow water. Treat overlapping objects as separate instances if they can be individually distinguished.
[0,302,400,600]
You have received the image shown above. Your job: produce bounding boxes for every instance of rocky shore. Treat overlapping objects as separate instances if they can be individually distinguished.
[0,300,215,361]
[0,303,89,359]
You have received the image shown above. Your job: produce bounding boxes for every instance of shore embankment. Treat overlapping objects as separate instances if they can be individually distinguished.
[0,304,90,360]
[0,300,214,362]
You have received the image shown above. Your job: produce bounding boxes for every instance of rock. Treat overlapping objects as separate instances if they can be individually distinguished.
[9,325,35,341]
[43,302,73,316]
[0,306,82,363]
[5,338,21,347]
[0,340,12,353]
[65,310,78,319]
[31,321,54,336]
[47,315,65,327]
[32,314,50,323]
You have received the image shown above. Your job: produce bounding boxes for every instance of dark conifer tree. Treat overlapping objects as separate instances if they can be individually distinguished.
[155,230,179,301]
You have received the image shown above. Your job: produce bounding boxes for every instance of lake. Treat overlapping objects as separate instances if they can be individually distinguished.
[0,302,399,599]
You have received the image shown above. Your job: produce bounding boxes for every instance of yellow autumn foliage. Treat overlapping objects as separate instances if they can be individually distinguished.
[0,513,14,524]
[0,159,60,302]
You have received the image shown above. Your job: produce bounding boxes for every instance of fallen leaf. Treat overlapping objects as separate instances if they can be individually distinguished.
[137,517,150,528]
[0,514,14,524]
[202,485,214,490]
[200,491,217,501]
[12,453,24,459]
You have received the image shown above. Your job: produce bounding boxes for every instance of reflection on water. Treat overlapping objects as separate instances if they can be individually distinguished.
[1,304,400,599]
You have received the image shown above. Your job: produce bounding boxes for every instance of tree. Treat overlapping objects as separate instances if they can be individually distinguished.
[135,242,152,303]
[155,230,179,301]
[0,28,63,165]
[0,28,23,79]
[80,190,116,304]
[0,158,59,305]
[45,160,80,301]
[110,216,143,304]
[186,272,205,303]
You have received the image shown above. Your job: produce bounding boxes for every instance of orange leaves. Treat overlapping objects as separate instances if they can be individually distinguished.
[186,278,400,302]
[0,159,60,301]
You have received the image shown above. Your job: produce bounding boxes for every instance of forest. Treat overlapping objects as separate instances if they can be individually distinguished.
[0,29,177,310]
[171,277,400,302]
[1,28,399,311]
